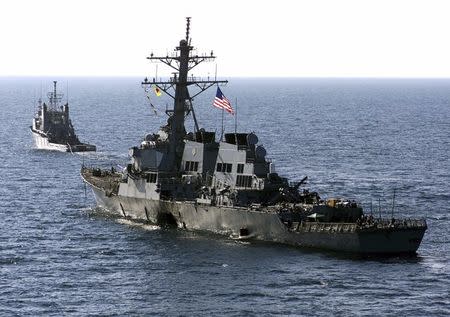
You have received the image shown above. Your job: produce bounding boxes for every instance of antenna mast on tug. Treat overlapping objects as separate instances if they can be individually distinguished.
[142,17,228,172]
[47,80,63,110]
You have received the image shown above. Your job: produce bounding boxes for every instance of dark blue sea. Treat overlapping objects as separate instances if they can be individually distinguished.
[0,78,449,316]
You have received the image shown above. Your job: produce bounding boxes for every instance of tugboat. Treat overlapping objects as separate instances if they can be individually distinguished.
[81,18,427,254]
[31,81,96,152]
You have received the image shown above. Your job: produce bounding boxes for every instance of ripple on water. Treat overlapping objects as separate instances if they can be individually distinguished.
[1,78,449,316]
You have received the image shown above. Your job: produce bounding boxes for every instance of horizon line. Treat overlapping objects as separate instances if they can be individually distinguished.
[1,75,450,80]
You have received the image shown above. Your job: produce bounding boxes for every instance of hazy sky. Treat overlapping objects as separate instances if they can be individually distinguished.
[1,0,449,77]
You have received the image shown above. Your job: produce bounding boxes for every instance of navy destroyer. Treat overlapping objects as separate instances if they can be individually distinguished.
[81,18,426,254]
[31,81,96,152]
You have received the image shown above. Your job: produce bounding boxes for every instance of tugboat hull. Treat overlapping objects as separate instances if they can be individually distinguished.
[31,129,96,152]
[32,129,69,152]
[88,184,426,255]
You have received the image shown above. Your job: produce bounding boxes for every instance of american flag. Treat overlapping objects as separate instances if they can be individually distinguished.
[213,87,234,114]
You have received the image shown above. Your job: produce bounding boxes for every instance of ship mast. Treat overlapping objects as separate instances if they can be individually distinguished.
[47,80,63,110]
[142,17,227,171]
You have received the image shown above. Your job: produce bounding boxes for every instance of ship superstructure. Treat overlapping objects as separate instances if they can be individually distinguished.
[81,18,426,254]
[31,81,96,152]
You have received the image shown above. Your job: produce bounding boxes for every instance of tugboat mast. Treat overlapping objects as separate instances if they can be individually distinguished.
[142,17,227,171]
[47,80,63,109]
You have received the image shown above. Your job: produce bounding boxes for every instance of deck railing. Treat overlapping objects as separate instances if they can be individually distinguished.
[292,218,427,233]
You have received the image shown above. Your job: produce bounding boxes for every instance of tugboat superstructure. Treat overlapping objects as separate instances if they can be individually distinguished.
[81,18,426,254]
[31,81,96,152]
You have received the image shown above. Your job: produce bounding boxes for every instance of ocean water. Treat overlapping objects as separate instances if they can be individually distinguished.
[0,77,448,316]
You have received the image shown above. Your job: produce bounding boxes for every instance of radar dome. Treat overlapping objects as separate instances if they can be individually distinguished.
[255,145,266,159]
[247,133,258,145]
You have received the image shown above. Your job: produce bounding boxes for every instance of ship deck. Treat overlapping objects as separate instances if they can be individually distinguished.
[288,219,427,233]
[81,167,121,195]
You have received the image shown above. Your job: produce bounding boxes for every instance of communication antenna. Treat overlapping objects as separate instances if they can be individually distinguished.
[378,197,381,220]
[220,105,224,141]
[39,81,42,104]
[234,97,238,144]
[32,88,36,112]
[186,17,191,42]
[234,97,238,134]
[84,168,87,198]
[391,188,396,219]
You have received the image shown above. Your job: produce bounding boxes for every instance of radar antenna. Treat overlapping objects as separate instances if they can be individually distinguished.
[186,17,191,42]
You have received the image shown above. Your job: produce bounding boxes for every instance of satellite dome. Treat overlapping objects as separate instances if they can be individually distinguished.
[247,133,258,145]
[255,145,266,159]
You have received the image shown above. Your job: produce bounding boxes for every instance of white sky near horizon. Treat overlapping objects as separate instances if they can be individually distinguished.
[1,0,449,78]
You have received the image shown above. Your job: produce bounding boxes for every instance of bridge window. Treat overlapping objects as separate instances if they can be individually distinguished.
[185,161,199,172]
[146,173,157,183]
[216,162,232,173]
[236,175,252,188]
[237,164,244,174]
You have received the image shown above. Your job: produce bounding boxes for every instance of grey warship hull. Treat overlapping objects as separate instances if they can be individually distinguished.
[81,18,427,255]
[85,174,426,254]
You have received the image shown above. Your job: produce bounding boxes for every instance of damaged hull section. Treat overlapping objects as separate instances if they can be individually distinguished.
[88,181,426,255]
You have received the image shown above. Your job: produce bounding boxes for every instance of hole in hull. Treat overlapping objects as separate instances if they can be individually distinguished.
[157,212,177,227]
[240,228,249,237]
